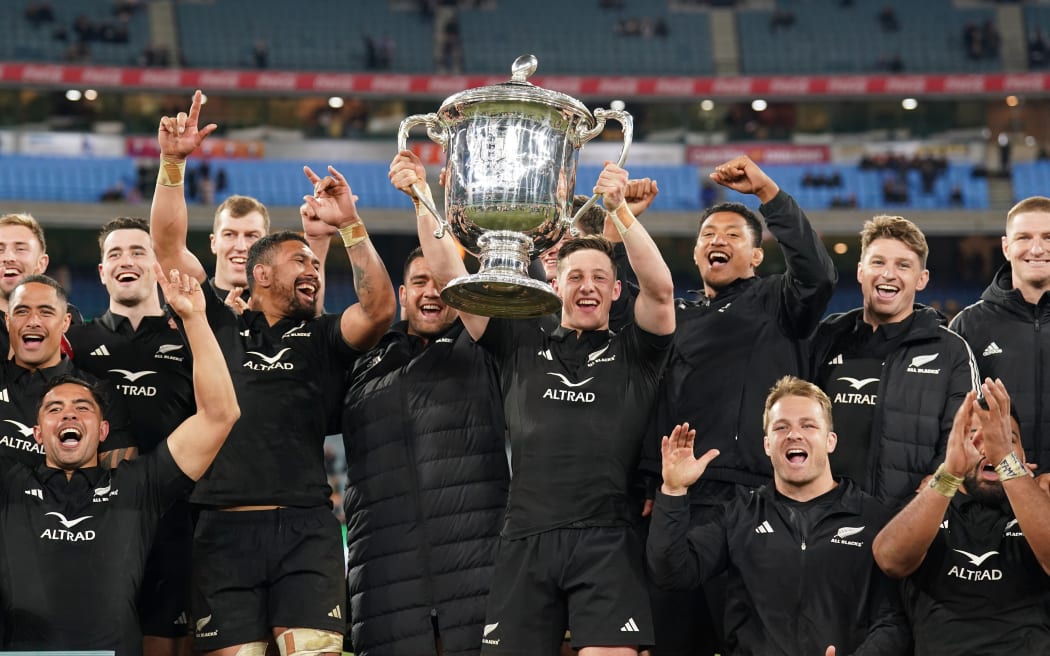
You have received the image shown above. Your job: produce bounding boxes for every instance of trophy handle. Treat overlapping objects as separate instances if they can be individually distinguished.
[569,108,634,233]
[397,113,449,239]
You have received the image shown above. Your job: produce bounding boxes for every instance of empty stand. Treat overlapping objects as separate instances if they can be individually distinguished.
[736,0,999,74]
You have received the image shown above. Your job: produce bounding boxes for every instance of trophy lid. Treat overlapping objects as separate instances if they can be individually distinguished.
[437,54,595,125]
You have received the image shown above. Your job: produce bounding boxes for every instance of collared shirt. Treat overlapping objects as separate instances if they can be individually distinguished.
[0,441,193,655]
[0,357,136,465]
[479,318,670,538]
[68,310,194,454]
[187,283,357,507]
[903,493,1050,654]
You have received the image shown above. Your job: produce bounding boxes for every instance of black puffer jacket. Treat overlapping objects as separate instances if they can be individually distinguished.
[342,320,509,656]
[812,306,979,508]
[950,263,1050,472]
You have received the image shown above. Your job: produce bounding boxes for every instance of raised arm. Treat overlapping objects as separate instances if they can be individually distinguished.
[389,150,490,341]
[710,155,836,337]
[301,165,396,350]
[149,90,216,283]
[156,263,240,480]
[301,202,336,313]
[647,423,724,589]
[873,391,980,578]
[596,162,675,336]
[976,378,1050,575]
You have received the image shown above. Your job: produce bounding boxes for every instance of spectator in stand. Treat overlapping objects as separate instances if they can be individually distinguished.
[878,5,899,32]
[253,39,269,69]
[1028,27,1049,68]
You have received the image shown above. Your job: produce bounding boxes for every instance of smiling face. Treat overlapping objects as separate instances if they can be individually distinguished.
[34,382,109,472]
[210,209,267,290]
[0,224,48,304]
[7,281,70,370]
[400,255,457,340]
[255,239,321,322]
[99,228,158,309]
[1004,210,1050,300]
[552,246,621,333]
[858,238,929,327]
[694,211,763,297]
[764,394,837,499]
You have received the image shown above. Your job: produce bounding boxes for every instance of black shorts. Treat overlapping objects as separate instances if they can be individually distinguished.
[140,500,194,638]
[191,507,346,651]
[481,526,654,655]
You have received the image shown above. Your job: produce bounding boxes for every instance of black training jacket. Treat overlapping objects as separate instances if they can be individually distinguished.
[647,479,910,655]
[812,306,979,508]
[950,263,1050,473]
[342,320,509,656]
[644,190,837,491]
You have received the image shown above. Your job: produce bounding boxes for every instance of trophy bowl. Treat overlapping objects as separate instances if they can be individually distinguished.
[398,54,632,319]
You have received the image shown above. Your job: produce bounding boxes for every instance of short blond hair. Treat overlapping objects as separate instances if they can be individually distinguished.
[860,215,928,267]
[1006,196,1050,229]
[213,195,270,234]
[762,376,833,432]
[0,213,46,253]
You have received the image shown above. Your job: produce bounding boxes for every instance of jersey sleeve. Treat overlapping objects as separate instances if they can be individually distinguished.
[125,440,195,521]
[318,312,364,367]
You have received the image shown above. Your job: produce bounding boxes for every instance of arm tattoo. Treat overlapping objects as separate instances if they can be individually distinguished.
[98,447,137,469]
[352,262,373,298]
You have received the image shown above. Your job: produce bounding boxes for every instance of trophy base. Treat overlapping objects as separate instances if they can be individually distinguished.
[441,272,561,319]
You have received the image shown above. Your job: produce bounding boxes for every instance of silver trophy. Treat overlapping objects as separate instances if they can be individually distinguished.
[397,54,632,318]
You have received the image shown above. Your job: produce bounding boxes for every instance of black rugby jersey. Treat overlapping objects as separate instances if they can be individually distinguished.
[188,283,358,507]
[0,358,136,466]
[479,318,670,538]
[903,493,1050,654]
[0,441,192,655]
[67,310,194,454]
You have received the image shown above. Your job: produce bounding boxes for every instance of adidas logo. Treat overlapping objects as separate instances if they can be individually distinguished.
[940,519,949,530]
[755,520,775,534]
[174,612,187,626]
[327,605,342,619]
[620,617,640,632]
[90,345,110,356]
[827,353,843,365]
[982,342,1002,357]
[0,388,8,403]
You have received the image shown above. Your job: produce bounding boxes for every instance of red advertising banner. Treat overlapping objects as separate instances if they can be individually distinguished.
[126,135,265,158]
[687,144,831,166]
[4,63,1050,99]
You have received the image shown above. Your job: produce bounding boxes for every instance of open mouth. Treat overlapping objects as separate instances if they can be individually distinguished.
[295,280,318,302]
[577,298,600,310]
[980,461,1000,481]
[786,448,808,465]
[708,251,730,266]
[59,427,82,447]
[875,284,899,300]
[230,256,247,268]
[420,302,443,316]
[116,271,139,283]
[2,267,21,281]
[21,333,45,348]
